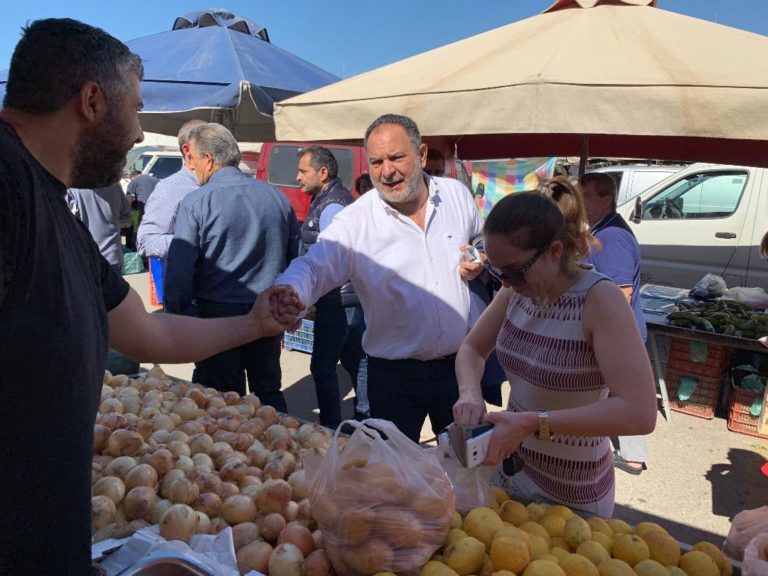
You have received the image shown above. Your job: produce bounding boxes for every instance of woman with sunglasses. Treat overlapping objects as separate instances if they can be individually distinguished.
[452,181,656,516]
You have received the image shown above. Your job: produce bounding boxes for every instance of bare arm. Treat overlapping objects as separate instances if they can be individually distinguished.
[108,286,302,363]
[453,286,512,425]
[481,280,656,464]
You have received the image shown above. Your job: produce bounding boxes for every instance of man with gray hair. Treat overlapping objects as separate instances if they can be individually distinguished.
[276,114,484,441]
[166,123,300,408]
[137,119,205,303]
[0,20,302,575]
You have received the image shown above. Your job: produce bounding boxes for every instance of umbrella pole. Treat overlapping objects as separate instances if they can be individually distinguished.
[578,134,589,177]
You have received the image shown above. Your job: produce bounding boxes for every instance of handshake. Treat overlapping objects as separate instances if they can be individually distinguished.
[250,285,308,338]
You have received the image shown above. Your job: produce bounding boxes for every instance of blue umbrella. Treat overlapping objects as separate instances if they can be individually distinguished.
[1,9,340,141]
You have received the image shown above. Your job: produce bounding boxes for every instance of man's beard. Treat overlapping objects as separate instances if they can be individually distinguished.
[70,111,131,189]
[376,168,423,206]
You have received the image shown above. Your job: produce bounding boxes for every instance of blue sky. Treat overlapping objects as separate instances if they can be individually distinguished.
[1,1,766,78]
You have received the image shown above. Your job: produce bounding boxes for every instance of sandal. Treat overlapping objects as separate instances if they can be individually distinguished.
[613,452,646,476]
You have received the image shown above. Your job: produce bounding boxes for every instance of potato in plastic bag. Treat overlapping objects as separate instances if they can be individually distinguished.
[305,419,454,576]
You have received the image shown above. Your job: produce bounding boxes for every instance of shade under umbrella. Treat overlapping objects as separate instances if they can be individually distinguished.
[273,0,768,167]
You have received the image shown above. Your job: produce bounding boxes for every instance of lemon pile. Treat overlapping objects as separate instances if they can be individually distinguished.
[415,490,732,576]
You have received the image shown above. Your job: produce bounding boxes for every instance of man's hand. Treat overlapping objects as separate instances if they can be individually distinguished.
[271,285,306,330]
[251,286,305,337]
[459,244,484,282]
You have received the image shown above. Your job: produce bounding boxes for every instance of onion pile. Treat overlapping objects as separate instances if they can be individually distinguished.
[92,367,332,574]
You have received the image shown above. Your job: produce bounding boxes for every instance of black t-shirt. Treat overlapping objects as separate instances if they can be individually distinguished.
[0,120,130,574]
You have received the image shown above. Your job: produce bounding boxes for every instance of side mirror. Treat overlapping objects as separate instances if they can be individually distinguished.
[473,183,485,199]
[631,196,643,223]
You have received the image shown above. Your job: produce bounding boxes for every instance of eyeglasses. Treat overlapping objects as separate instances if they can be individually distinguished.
[483,244,548,286]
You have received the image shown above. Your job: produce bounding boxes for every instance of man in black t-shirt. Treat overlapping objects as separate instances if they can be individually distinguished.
[0,19,301,575]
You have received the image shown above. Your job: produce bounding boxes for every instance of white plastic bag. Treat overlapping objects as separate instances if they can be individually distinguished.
[744,532,768,576]
[725,286,768,311]
[725,506,768,561]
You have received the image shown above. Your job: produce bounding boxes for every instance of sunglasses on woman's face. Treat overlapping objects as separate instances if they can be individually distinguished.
[483,245,548,286]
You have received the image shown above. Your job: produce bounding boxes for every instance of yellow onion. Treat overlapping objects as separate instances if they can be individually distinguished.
[159,503,197,543]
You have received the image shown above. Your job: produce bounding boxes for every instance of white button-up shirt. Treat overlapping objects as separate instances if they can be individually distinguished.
[275,176,483,360]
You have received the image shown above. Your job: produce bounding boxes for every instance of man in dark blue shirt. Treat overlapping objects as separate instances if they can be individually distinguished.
[581,171,649,476]
[166,123,300,408]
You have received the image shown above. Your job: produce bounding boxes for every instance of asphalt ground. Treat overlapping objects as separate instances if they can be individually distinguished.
[125,270,768,550]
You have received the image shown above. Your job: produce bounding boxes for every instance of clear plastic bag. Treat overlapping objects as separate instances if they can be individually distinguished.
[690,273,727,298]
[306,419,455,576]
[431,441,496,514]
[744,532,768,575]
[725,506,768,561]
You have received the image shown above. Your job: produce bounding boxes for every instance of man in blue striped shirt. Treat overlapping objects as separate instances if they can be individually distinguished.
[137,120,204,261]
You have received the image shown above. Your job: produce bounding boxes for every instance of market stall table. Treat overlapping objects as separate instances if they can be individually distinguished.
[641,285,768,422]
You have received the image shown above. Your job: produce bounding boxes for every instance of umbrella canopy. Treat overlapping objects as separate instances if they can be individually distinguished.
[273,0,768,166]
[0,9,339,142]
[129,9,339,141]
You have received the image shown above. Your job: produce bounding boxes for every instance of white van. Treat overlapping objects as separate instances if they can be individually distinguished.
[588,164,685,206]
[618,163,768,290]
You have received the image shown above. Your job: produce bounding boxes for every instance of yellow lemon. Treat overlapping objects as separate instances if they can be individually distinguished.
[692,541,732,576]
[559,554,599,576]
[464,507,505,550]
[450,511,463,530]
[551,547,571,562]
[527,503,549,522]
[492,571,518,576]
[590,533,613,555]
[586,517,613,537]
[634,522,669,538]
[575,541,610,566]
[596,558,635,576]
[606,519,632,535]
[633,559,669,576]
[492,486,511,507]
[530,535,551,560]
[446,529,470,548]
[564,516,592,550]
[612,533,650,566]
[420,561,460,576]
[480,554,495,576]
[666,567,688,576]
[640,530,680,566]
[551,537,568,551]
[547,505,576,521]
[541,514,567,538]
[523,559,566,576]
[500,499,530,526]
[495,525,533,555]
[444,536,487,576]
[490,536,532,574]
[678,550,720,576]
[521,521,553,546]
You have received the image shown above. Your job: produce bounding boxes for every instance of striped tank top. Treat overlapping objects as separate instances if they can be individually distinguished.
[492,268,616,516]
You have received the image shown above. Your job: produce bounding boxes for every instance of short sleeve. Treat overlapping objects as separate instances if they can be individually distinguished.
[98,254,130,311]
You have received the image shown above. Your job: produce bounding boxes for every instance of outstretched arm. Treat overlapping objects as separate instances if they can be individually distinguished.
[109,285,303,363]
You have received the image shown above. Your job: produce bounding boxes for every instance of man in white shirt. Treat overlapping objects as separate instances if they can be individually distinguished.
[276,114,483,441]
